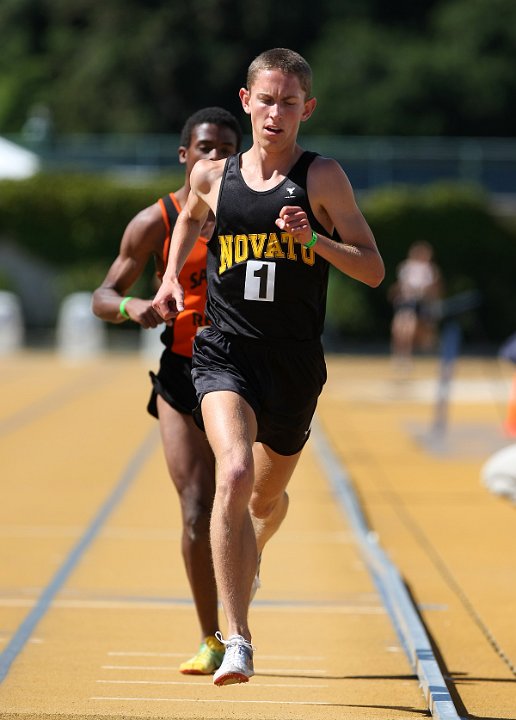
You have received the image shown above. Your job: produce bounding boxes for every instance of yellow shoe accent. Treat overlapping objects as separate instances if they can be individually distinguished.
[179,635,225,675]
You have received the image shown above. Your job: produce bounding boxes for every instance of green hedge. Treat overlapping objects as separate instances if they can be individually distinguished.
[0,172,183,321]
[1,174,514,344]
[328,182,516,345]
[0,172,183,266]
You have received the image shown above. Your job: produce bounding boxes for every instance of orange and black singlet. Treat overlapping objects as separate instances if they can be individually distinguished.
[157,192,209,358]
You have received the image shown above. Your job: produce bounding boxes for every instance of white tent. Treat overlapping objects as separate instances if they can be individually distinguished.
[0,136,40,179]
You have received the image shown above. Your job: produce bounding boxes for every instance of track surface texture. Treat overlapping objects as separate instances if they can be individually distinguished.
[1,351,514,719]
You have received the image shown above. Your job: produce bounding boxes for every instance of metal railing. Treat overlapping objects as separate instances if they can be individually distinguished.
[5,133,516,194]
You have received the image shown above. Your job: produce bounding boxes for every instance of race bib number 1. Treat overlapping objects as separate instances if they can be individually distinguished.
[244,261,276,302]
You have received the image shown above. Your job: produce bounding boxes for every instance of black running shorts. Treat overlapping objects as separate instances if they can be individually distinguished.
[147,349,197,418]
[191,327,327,456]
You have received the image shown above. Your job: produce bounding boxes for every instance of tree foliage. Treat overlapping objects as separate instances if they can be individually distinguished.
[0,0,515,137]
[310,0,516,135]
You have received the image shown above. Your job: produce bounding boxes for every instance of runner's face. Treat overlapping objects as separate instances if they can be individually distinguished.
[179,123,239,175]
[240,69,315,148]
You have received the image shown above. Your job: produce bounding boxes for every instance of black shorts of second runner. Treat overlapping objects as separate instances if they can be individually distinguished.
[147,349,197,418]
[191,327,327,456]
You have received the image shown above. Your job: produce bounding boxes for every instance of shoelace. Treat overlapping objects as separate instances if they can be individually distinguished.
[215,631,254,653]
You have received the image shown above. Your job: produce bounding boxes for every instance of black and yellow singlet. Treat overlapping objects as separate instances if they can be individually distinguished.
[206,151,330,342]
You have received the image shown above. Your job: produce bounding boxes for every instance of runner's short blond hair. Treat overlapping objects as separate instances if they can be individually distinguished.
[246,48,312,98]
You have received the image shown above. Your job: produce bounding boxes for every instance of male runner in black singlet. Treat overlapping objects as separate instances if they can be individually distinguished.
[153,48,385,686]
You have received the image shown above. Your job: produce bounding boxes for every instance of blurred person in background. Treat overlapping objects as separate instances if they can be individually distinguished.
[389,240,442,376]
[92,107,242,675]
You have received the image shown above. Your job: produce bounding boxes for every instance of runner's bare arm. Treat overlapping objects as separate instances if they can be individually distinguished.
[91,204,168,327]
[152,160,217,322]
[276,157,384,288]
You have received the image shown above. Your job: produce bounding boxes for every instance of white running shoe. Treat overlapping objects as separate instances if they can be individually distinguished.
[213,632,254,686]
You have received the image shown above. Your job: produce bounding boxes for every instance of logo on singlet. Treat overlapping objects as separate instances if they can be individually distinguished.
[218,232,316,275]
[285,186,296,199]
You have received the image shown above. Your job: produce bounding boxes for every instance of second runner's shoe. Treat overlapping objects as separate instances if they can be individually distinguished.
[179,635,225,675]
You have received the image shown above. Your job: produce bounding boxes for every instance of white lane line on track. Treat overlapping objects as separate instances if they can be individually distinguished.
[0,525,84,538]
[97,679,328,688]
[91,696,336,706]
[107,651,325,661]
[253,669,327,675]
[101,665,327,675]
[0,525,352,543]
[109,652,198,658]
[0,598,385,613]
[255,605,385,614]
